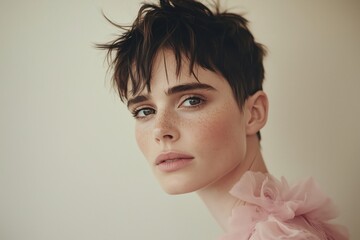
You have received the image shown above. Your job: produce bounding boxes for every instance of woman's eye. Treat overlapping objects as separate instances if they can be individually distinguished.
[181,96,204,107]
[133,108,155,118]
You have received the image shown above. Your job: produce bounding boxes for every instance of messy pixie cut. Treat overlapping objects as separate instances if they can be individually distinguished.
[98,0,266,138]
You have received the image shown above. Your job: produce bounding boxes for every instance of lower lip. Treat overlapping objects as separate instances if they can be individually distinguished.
[156,158,193,172]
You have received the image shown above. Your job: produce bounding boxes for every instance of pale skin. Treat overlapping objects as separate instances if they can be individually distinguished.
[127,50,269,231]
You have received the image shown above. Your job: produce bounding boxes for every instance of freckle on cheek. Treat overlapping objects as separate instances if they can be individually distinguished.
[194,108,230,140]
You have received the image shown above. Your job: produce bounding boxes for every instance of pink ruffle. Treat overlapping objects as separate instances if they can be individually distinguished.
[219,171,348,240]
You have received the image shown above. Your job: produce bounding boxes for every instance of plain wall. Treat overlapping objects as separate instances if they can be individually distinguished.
[0,0,359,239]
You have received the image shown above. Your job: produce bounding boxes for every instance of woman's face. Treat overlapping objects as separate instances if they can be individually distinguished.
[127,51,249,194]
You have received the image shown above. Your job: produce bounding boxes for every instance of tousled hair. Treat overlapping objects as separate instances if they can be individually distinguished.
[97,0,266,139]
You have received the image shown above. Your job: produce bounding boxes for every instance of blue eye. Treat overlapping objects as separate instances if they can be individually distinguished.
[181,97,204,107]
[133,108,155,118]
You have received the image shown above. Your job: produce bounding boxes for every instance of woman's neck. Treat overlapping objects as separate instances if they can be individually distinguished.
[196,135,267,231]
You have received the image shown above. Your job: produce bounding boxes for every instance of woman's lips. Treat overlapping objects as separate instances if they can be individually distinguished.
[155,152,194,172]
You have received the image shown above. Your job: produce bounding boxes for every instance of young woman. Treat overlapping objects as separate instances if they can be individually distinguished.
[98,0,348,239]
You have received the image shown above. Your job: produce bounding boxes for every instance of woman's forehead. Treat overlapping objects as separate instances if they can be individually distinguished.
[126,49,227,102]
[127,50,199,95]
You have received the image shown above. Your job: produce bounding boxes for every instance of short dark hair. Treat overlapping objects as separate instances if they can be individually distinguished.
[98,0,266,139]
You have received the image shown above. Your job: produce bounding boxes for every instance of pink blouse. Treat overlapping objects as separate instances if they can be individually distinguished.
[219,171,349,240]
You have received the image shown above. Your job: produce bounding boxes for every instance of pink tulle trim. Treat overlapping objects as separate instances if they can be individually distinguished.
[219,171,349,240]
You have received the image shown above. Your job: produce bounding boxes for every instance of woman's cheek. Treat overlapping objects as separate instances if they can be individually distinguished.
[186,109,230,145]
[135,124,152,157]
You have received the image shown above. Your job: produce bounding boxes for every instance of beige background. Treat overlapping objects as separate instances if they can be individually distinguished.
[0,0,359,239]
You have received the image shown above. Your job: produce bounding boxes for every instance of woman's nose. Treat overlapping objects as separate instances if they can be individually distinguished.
[152,111,180,143]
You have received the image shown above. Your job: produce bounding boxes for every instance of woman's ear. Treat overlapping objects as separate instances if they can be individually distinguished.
[245,91,269,136]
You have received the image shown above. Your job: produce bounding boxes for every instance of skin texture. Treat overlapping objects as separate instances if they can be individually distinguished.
[127,50,269,230]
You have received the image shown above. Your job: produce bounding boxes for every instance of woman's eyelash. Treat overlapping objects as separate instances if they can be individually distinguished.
[131,109,139,118]
[131,107,156,119]
[181,96,206,107]
[130,95,206,119]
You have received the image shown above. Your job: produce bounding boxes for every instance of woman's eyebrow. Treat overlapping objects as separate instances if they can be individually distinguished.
[166,83,216,95]
[127,95,149,109]
[127,83,216,109]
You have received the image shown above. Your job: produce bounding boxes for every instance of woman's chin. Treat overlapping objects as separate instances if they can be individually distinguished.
[160,183,195,195]
[157,178,200,195]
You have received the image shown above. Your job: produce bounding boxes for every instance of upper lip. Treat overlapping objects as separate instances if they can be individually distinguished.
[155,151,194,165]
